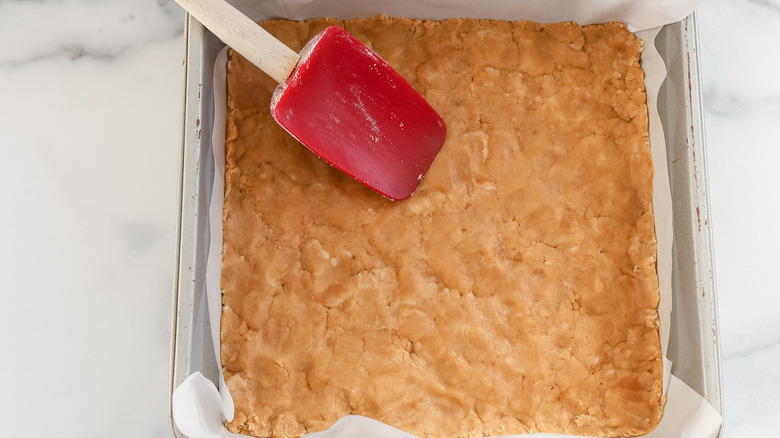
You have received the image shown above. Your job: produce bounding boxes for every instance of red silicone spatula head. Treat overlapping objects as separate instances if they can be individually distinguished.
[271,26,447,200]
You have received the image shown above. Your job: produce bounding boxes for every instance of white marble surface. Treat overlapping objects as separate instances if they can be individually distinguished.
[0,0,777,436]
[696,0,780,435]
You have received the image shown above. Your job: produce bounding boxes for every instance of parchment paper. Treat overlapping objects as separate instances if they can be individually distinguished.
[172,1,722,437]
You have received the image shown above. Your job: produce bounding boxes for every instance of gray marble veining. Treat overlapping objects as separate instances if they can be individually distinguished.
[0,0,183,67]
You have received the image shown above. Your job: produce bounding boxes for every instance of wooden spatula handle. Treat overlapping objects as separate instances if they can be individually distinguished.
[175,0,300,83]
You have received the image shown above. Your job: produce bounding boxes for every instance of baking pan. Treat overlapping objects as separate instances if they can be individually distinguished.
[168,12,723,437]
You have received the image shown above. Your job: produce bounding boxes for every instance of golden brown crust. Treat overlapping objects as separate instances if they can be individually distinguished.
[221,15,663,438]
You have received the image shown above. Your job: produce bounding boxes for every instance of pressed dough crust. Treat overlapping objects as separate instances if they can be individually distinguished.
[221,15,664,438]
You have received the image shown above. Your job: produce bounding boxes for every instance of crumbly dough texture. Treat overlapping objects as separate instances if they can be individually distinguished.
[221,15,664,438]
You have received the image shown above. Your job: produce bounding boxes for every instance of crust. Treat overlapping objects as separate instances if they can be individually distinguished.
[221,15,664,438]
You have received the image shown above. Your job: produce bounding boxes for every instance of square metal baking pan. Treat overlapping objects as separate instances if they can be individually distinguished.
[168,12,723,437]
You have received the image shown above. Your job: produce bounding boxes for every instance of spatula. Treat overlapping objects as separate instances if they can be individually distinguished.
[175,0,447,200]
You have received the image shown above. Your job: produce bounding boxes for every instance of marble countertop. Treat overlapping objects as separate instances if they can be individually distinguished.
[0,0,777,436]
